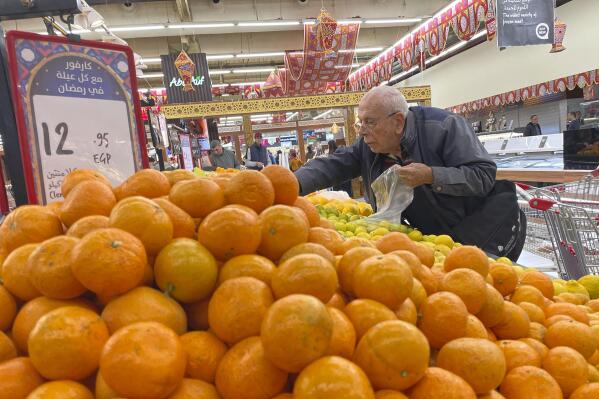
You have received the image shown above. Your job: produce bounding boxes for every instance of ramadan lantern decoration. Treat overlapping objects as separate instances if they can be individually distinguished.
[174,50,196,92]
[551,19,567,53]
[316,8,338,54]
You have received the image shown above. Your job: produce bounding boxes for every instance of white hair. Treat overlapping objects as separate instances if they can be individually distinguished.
[361,85,409,117]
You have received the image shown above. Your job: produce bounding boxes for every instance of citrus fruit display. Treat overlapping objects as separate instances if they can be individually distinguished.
[1,167,599,398]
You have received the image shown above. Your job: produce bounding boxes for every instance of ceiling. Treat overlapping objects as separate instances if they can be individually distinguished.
[1,0,451,89]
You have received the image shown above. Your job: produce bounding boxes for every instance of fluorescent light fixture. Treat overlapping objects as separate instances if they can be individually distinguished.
[140,73,164,78]
[209,69,232,75]
[229,81,264,86]
[252,114,272,118]
[109,25,165,32]
[212,84,230,88]
[232,67,274,74]
[380,80,389,86]
[389,66,418,82]
[337,20,362,24]
[206,54,235,60]
[425,30,487,65]
[168,23,234,29]
[236,52,285,58]
[314,109,333,120]
[138,88,149,93]
[238,21,300,27]
[340,47,384,54]
[364,18,422,24]
[303,20,316,25]
[142,57,161,63]
[286,112,299,121]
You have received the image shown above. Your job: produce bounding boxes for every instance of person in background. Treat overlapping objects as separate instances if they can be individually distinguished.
[306,145,316,160]
[567,112,581,131]
[268,150,276,165]
[524,115,542,136]
[328,139,353,197]
[289,148,304,172]
[576,110,584,126]
[245,132,271,170]
[276,150,283,165]
[209,140,240,169]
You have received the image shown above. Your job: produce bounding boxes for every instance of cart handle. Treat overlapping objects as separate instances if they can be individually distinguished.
[529,197,556,211]
[515,182,532,190]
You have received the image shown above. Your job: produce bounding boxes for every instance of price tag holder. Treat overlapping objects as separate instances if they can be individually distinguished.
[6,31,148,204]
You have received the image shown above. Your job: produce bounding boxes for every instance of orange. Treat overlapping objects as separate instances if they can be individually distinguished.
[169,179,225,218]
[338,237,375,254]
[95,371,119,399]
[410,277,427,308]
[261,165,299,205]
[71,228,147,297]
[27,381,93,399]
[519,337,549,359]
[167,379,220,399]
[11,297,95,354]
[440,268,487,313]
[544,319,598,359]
[27,236,86,299]
[198,206,261,261]
[354,320,429,391]
[185,299,210,331]
[396,298,418,325]
[588,300,599,312]
[180,331,227,383]
[293,196,320,227]
[542,346,588,396]
[417,291,469,349]
[408,244,435,268]
[224,170,275,213]
[0,205,63,254]
[100,321,186,399]
[325,307,356,359]
[212,176,230,191]
[590,350,599,365]
[390,252,438,295]
[162,169,196,186]
[465,314,489,339]
[101,286,187,335]
[545,314,574,327]
[261,294,333,373]
[279,242,335,265]
[271,395,293,399]
[29,306,109,380]
[353,254,413,310]
[344,299,398,339]
[45,201,62,216]
[489,262,518,296]
[154,238,218,303]
[152,198,196,239]
[499,365,563,399]
[492,301,530,340]
[215,336,287,399]
[293,356,375,399]
[116,169,170,199]
[61,169,112,198]
[2,243,41,301]
[208,277,273,344]
[588,364,599,382]
[272,254,338,302]
[59,180,117,227]
[518,302,545,324]
[375,391,408,399]
[318,218,335,229]
[66,215,110,238]
[308,227,343,255]
[327,291,347,310]
[257,205,309,261]
[0,286,16,331]
[496,340,542,371]
[570,383,599,399]
[109,196,173,255]
[0,357,45,399]
[520,271,554,299]
[375,232,415,253]
[444,245,489,277]
[0,331,16,362]
[437,337,506,394]
[218,254,276,286]
[511,285,546,309]
[338,247,382,295]
[545,302,589,324]
[409,367,477,399]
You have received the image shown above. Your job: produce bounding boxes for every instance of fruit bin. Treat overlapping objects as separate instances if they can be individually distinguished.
[2,166,599,399]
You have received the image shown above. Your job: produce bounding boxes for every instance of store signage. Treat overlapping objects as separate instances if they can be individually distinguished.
[497,0,554,47]
[5,31,147,205]
[169,75,206,88]
[161,52,213,104]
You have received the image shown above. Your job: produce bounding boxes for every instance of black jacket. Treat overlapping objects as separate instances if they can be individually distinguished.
[524,122,542,136]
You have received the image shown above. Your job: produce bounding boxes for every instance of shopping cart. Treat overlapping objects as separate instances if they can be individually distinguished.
[516,169,599,279]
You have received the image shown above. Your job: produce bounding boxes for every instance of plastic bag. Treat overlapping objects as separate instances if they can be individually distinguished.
[363,164,414,224]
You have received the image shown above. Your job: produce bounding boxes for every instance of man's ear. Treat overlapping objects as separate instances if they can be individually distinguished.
[394,113,406,135]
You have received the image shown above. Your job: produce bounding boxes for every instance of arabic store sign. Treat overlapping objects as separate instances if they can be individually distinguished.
[169,75,205,88]
[497,0,554,47]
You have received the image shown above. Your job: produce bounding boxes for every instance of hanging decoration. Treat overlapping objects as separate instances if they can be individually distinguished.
[263,71,285,98]
[316,8,338,54]
[174,50,196,92]
[551,19,567,53]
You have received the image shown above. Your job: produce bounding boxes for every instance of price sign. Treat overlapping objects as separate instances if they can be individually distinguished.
[179,134,194,171]
[6,31,148,204]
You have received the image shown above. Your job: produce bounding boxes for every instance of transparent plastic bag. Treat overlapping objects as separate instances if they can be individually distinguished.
[364,164,414,224]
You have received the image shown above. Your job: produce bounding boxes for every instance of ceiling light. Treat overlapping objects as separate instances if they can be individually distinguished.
[425,30,487,65]
[140,73,164,78]
[334,63,361,69]
[238,21,301,27]
[364,18,422,24]
[339,47,384,54]
[337,20,362,24]
[303,20,316,25]
[380,80,389,86]
[209,69,232,75]
[168,23,235,29]
[206,54,235,60]
[389,66,418,82]
[109,25,166,32]
[314,109,333,120]
[232,67,275,74]
[229,81,264,86]
[212,84,229,88]
[236,52,286,58]
[142,57,161,63]
[286,112,299,121]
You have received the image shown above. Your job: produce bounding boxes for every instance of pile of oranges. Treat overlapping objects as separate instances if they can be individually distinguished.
[1,166,599,399]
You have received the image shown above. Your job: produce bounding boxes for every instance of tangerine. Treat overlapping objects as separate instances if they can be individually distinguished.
[2,243,41,301]
[308,227,343,255]
[542,346,588,396]
[544,319,597,359]
[180,331,227,383]
[26,380,94,399]
[337,247,382,296]
[0,286,16,331]
[343,299,398,339]
[0,205,63,254]
[417,291,469,349]
[496,339,542,371]
[409,367,477,399]
[444,245,489,277]
[491,301,531,340]
[0,357,44,399]
[272,254,338,302]
[440,268,487,313]
[153,198,196,239]
[116,169,170,199]
[224,170,275,213]
[257,205,309,261]
[59,180,116,227]
[489,262,518,297]
[61,169,112,198]
[293,196,320,227]
[167,379,221,399]
[279,242,335,265]
[520,271,554,299]
[0,331,16,363]
[499,365,562,399]
[261,165,299,205]
[169,179,225,218]
[66,215,110,238]
[325,307,356,359]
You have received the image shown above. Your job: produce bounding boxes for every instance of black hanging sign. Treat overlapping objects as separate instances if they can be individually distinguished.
[497,0,555,47]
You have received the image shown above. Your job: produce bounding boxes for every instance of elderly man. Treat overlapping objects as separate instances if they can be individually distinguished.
[295,86,526,260]
[209,140,240,169]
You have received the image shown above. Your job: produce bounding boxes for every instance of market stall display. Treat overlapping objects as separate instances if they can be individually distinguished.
[2,166,599,398]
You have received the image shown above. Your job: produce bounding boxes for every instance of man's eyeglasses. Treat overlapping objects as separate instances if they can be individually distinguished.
[354,111,401,132]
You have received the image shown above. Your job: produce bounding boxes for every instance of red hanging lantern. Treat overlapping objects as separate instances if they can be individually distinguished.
[174,50,196,92]
[316,8,338,54]
[551,19,567,53]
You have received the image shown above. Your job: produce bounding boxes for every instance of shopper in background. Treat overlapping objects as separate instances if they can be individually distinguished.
[328,139,353,197]
[209,140,240,169]
[576,110,584,126]
[567,112,581,130]
[245,132,271,170]
[268,150,277,166]
[289,148,304,172]
[524,115,542,136]
[295,85,526,261]
[275,150,283,165]
[306,145,316,160]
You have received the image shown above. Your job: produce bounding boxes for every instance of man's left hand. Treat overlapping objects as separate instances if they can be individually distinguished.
[397,163,434,188]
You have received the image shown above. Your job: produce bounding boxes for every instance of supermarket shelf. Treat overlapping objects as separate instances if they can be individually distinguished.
[497,168,589,183]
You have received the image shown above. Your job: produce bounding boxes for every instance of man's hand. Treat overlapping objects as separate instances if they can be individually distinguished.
[397,163,434,188]
[256,162,264,168]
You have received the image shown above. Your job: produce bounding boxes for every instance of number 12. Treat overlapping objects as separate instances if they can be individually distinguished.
[42,122,73,156]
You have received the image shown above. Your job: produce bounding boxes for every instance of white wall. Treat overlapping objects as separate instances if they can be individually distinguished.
[398,0,599,109]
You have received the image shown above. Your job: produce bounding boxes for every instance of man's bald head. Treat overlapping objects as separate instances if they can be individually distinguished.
[360,85,409,117]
